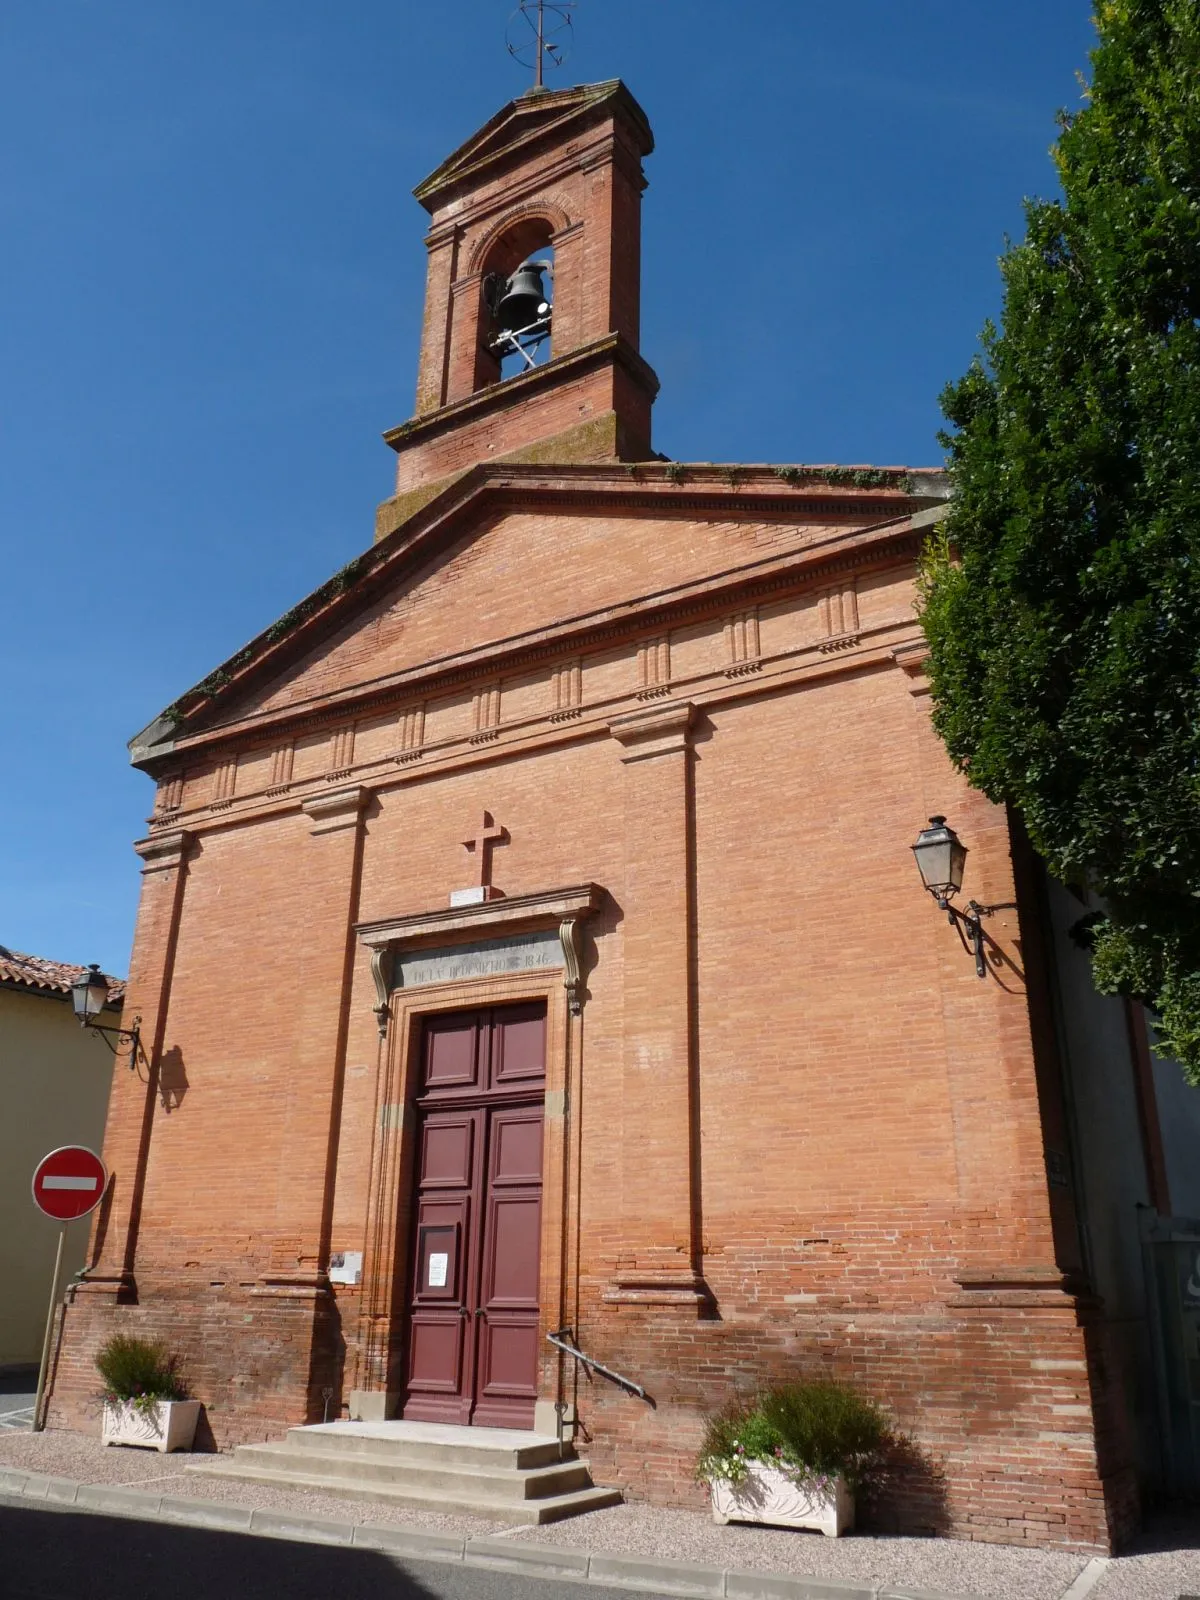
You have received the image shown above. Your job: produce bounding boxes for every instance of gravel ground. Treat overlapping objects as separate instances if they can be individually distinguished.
[506,1501,1086,1599]
[1090,1511,1200,1600]
[2,1430,1199,1600]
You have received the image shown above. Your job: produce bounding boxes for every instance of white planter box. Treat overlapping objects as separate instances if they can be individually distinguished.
[102,1398,201,1453]
[710,1462,854,1536]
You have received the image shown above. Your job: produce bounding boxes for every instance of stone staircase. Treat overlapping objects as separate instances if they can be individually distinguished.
[186,1419,622,1524]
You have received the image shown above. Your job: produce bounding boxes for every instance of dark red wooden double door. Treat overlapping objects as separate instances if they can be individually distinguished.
[401,1003,546,1429]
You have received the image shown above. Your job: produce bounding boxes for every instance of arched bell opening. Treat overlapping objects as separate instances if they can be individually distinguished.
[474,219,557,390]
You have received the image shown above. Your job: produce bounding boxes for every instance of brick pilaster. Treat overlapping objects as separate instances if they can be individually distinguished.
[75,828,194,1296]
[258,786,370,1293]
[606,701,706,1307]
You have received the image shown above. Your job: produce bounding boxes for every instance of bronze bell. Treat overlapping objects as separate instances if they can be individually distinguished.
[495,260,551,334]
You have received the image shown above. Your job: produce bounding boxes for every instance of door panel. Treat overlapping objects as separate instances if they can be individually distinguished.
[491,1111,544,1186]
[485,1193,542,1304]
[481,1318,540,1385]
[401,1005,546,1428]
[420,1116,475,1187]
[409,1315,465,1393]
[475,1314,541,1424]
[423,1014,480,1092]
[490,1005,547,1088]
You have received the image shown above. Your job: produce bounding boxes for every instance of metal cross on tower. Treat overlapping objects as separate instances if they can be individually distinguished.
[506,1,575,90]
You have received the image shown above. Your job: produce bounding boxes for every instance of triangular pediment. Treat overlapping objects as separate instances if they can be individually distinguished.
[414,80,652,211]
[130,464,944,768]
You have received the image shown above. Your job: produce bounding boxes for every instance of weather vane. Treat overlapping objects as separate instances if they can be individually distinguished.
[506,1,575,90]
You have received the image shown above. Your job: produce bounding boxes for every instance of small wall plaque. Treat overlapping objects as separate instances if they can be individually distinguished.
[329,1250,363,1286]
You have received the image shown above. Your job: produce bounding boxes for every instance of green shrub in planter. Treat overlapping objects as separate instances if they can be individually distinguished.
[696,1381,889,1491]
[95,1335,187,1418]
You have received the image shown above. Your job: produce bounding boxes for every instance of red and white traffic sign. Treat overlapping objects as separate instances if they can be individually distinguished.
[32,1146,107,1222]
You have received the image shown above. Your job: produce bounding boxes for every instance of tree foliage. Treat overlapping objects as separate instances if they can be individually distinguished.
[920,0,1200,1081]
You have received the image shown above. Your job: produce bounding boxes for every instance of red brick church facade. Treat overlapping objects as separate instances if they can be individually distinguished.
[52,80,1157,1549]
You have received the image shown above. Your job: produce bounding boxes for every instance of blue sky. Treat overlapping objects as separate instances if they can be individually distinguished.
[0,2,1097,976]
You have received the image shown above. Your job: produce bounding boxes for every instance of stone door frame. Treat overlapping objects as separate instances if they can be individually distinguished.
[351,883,602,1427]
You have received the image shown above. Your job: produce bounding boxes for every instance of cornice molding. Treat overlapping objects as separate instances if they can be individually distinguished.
[383,333,660,454]
[301,785,369,836]
[134,830,193,874]
[140,626,924,841]
[608,700,694,762]
[891,638,932,697]
[358,881,604,951]
[358,882,605,1034]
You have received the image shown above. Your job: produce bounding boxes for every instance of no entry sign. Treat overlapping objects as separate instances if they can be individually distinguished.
[32,1146,107,1222]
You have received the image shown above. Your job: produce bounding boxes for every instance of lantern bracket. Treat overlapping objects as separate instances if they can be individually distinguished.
[81,1014,142,1068]
[941,898,1017,979]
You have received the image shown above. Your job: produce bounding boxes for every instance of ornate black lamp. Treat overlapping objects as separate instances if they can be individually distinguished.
[70,965,141,1068]
[911,817,1015,979]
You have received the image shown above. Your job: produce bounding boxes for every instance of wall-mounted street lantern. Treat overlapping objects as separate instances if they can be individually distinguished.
[911,817,1015,979]
[69,965,141,1069]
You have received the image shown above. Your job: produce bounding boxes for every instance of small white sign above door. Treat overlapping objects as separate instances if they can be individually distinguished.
[428,1252,449,1289]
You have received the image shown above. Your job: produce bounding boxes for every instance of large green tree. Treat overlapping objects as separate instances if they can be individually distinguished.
[921,0,1200,1081]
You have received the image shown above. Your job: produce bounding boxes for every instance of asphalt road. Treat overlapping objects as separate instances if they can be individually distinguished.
[0,1495,674,1600]
[0,1369,36,1432]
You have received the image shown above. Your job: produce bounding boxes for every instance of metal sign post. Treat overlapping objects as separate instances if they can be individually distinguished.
[32,1223,69,1433]
[30,1145,108,1432]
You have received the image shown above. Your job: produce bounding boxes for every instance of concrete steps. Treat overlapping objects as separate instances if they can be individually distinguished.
[186,1420,623,1525]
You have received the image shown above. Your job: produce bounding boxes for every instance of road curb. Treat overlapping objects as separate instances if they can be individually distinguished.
[0,1466,977,1599]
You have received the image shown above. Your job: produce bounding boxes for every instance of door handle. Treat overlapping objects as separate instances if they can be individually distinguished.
[474,1307,486,1319]
[459,1306,470,1319]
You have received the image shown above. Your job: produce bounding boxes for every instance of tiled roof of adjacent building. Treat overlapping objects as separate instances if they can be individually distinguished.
[0,946,125,1006]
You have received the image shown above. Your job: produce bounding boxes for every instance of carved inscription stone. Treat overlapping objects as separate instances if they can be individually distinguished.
[395,931,561,990]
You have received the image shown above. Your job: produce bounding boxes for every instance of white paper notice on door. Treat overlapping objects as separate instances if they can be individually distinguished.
[427,1252,449,1289]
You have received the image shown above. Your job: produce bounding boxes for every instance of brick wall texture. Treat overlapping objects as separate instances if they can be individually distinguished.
[49,490,1145,1551]
[48,81,1148,1556]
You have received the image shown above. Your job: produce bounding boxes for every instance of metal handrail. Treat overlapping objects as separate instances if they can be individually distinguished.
[547,1327,651,1403]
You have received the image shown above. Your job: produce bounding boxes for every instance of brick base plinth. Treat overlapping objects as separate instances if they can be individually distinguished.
[566,1298,1139,1553]
[48,1283,344,1451]
[50,1280,1139,1551]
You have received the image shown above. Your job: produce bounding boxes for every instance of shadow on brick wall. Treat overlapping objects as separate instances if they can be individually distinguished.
[157,1045,190,1113]
[191,1404,218,1452]
[308,1296,348,1425]
[859,1433,951,1537]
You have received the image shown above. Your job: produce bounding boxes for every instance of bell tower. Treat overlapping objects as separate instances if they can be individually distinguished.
[378,80,659,535]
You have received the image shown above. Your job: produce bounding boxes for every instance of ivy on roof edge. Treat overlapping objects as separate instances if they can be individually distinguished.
[774,466,917,494]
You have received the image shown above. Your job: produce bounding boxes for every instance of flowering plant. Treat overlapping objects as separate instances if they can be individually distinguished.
[95,1334,188,1419]
[695,1381,888,1492]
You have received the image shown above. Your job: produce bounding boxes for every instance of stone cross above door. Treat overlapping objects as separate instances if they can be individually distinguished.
[450,811,508,907]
